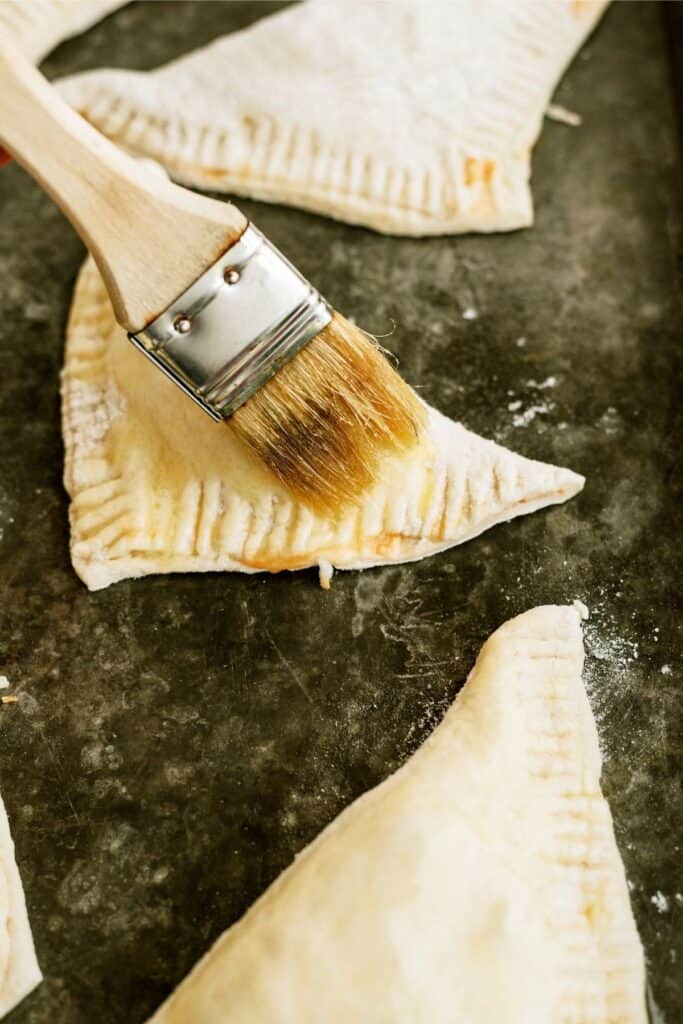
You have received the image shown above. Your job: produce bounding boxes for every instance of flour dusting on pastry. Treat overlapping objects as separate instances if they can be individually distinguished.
[57,0,608,236]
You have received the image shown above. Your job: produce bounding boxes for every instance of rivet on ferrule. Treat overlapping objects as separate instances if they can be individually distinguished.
[173,315,192,335]
[128,224,332,422]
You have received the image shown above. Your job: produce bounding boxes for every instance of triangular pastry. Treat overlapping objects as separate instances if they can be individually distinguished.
[146,605,646,1023]
[0,0,126,65]
[58,0,607,235]
[0,789,42,1017]
[62,257,584,590]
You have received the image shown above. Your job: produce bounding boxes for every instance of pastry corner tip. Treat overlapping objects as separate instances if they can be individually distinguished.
[493,603,587,644]
[556,464,586,499]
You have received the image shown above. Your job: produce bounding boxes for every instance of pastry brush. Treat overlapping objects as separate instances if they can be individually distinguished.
[0,38,425,512]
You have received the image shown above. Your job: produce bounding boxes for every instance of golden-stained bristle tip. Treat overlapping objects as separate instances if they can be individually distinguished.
[230,313,427,514]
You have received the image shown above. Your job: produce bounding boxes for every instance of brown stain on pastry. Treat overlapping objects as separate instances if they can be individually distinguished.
[463,157,496,188]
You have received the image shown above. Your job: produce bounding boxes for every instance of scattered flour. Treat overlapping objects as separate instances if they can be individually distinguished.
[461,307,478,321]
[585,625,639,666]
[661,664,672,676]
[511,402,555,428]
[580,592,643,759]
[546,103,582,127]
[598,406,621,435]
[651,891,669,914]
[515,336,526,347]
[504,377,559,430]
[400,693,453,759]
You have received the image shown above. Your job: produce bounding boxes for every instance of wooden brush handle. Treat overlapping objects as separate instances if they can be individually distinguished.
[0,35,247,331]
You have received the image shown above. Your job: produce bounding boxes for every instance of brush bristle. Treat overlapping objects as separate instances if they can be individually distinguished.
[229,312,426,513]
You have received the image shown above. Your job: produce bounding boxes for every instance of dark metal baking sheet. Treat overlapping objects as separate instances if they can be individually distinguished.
[0,3,680,1021]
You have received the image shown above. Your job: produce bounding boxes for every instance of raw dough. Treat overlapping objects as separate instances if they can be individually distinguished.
[58,0,608,235]
[62,258,584,590]
[0,0,126,64]
[0,790,41,1017]
[146,605,646,1023]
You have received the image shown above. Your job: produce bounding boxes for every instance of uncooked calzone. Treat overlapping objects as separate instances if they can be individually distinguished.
[146,605,645,1023]
[57,0,608,235]
[62,258,583,590]
[0,790,41,1017]
[0,0,126,65]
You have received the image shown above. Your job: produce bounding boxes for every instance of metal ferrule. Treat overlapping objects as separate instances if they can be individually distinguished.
[128,225,333,421]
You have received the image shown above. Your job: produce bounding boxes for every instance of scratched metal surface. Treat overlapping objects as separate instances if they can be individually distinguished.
[0,3,680,1021]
